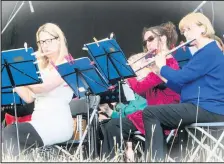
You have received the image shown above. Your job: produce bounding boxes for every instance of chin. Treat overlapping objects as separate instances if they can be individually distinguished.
[45,51,56,56]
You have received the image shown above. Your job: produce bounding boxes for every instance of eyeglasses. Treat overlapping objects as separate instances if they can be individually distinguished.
[37,37,58,46]
[142,36,155,47]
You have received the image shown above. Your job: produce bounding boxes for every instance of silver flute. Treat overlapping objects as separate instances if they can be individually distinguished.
[135,38,196,73]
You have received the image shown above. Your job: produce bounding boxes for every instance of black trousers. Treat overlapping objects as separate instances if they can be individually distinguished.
[142,103,224,161]
[2,122,44,157]
[100,117,137,159]
[1,103,34,123]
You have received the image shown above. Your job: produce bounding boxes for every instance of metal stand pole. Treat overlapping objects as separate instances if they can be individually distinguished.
[12,88,21,156]
[2,1,25,34]
[118,80,124,160]
[193,1,207,13]
[74,95,100,158]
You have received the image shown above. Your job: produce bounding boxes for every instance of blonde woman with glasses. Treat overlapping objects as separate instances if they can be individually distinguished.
[2,23,74,158]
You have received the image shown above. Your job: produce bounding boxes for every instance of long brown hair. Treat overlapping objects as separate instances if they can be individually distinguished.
[142,21,178,52]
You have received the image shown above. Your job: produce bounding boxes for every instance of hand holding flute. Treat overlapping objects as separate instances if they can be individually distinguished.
[134,39,196,73]
[128,52,154,80]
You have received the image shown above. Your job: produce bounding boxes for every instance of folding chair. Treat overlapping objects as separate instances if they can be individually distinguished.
[40,96,101,161]
[132,130,176,162]
[185,122,224,162]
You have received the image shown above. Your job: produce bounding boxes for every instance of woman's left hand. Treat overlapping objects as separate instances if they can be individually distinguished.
[147,63,159,74]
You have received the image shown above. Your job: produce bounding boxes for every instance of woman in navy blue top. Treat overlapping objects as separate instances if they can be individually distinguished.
[142,12,224,161]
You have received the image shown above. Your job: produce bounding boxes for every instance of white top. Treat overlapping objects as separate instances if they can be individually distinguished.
[29,68,74,146]
[188,46,198,56]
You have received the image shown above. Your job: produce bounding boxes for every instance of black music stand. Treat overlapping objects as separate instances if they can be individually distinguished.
[84,38,136,85]
[84,38,136,156]
[56,57,111,159]
[1,47,42,155]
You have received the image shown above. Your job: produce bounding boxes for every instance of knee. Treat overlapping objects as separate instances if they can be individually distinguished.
[106,121,117,131]
[104,120,119,135]
[2,125,16,142]
[143,106,157,120]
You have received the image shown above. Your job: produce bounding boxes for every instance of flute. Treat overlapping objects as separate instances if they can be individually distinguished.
[135,38,196,73]
[127,49,157,66]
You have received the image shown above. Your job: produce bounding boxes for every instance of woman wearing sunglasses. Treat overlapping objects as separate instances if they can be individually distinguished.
[2,23,74,158]
[101,21,181,160]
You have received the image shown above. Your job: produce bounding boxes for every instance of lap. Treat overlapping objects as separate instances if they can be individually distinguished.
[143,103,222,128]
[3,122,35,134]
[3,122,44,146]
[104,117,135,128]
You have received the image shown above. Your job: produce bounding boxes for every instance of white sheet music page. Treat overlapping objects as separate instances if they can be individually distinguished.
[122,83,135,101]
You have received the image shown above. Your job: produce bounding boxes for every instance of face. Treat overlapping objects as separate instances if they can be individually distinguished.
[181,23,205,44]
[37,31,60,56]
[143,30,161,54]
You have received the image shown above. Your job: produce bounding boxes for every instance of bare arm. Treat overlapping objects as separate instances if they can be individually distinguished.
[27,68,64,94]
[14,86,35,103]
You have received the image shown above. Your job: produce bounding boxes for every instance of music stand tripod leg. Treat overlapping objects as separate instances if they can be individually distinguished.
[12,88,21,156]
[85,92,98,159]
[4,60,21,156]
[74,99,99,158]
[118,80,124,160]
[77,115,83,161]
[85,92,91,158]
[91,109,99,159]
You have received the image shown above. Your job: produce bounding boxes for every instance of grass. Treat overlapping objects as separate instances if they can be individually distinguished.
[2,132,224,162]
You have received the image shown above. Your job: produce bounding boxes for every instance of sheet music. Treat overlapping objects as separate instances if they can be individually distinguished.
[122,83,135,101]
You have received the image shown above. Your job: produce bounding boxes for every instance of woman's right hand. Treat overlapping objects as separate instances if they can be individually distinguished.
[98,113,108,121]
[99,103,113,117]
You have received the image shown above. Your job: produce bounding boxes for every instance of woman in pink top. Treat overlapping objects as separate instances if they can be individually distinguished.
[101,21,180,159]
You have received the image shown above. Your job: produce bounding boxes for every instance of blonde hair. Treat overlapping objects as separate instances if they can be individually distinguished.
[179,12,215,38]
[214,35,224,51]
[36,23,69,70]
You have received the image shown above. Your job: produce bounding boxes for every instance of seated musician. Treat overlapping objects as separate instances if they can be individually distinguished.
[98,52,152,121]
[142,12,224,161]
[98,93,147,120]
[2,23,74,157]
[99,21,181,160]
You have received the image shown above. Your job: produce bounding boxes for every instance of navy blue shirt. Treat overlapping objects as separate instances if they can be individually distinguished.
[161,41,224,115]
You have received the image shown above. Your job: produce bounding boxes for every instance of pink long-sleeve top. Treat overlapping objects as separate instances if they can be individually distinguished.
[126,57,180,135]
[127,57,180,105]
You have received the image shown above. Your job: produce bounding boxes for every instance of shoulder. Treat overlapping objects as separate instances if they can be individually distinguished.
[197,41,220,56]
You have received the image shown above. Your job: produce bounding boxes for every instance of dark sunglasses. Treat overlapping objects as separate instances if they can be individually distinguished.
[142,36,155,47]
